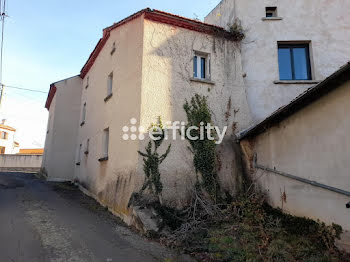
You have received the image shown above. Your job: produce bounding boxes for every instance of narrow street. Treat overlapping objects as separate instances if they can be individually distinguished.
[0,172,191,262]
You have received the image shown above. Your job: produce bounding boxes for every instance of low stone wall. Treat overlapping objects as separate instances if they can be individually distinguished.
[0,154,43,173]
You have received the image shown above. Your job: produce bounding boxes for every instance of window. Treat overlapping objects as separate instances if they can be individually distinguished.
[278,43,312,80]
[193,52,211,80]
[0,146,5,154]
[266,7,277,17]
[76,144,82,165]
[85,76,89,89]
[111,42,116,55]
[81,103,86,125]
[100,128,109,161]
[107,72,113,97]
[0,131,8,140]
[84,139,89,155]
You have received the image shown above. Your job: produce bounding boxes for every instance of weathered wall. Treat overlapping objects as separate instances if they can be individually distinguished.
[75,14,253,223]
[139,19,252,207]
[0,154,42,172]
[240,80,350,230]
[205,0,350,121]
[75,15,144,222]
[42,76,82,181]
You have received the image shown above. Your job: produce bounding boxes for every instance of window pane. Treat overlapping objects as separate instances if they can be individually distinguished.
[293,47,310,80]
[201,57,206,79]
[193,56,197,77]
[278,48,293,80]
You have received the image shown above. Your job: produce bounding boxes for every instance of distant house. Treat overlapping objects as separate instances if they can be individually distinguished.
[0,119,20,154]
[17,148,44,155]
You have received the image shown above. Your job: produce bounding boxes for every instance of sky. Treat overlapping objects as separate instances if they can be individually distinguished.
[0,0,221,149]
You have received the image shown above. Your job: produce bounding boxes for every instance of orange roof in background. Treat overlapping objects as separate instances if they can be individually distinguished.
[18,148,44,155]
[0,124,16,132]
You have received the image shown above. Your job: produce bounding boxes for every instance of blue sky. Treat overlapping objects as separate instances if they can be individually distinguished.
[0,0,220,148]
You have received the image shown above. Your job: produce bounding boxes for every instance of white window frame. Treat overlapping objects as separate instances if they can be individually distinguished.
[193,51,211,80]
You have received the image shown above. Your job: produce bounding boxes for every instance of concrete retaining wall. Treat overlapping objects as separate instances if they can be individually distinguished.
[0,154,43,173]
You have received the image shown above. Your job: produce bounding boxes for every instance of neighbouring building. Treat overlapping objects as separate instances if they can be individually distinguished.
[238,62,350,230]
[205,0,350,121]
[42,76,82,181]
[0,119,20,154]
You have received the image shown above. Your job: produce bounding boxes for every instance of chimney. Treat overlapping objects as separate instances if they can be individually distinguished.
[1,119,6,125]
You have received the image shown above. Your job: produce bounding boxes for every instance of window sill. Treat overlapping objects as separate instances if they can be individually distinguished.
[274,80,321,84]
[190,77,215,85]
[98,156,108,162]
[80,121,85,127]
[104,93,113,102]
[262,17,283,21]
[76,162,81,166]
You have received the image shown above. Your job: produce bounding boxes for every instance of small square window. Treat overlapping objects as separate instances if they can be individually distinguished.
[278,43,312,80]
[266,7,277,17]
[193,52,211,80]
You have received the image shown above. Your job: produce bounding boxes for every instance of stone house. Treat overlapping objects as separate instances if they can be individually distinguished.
[43,9,252,223]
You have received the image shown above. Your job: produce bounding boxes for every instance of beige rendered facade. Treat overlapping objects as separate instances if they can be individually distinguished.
[42,75,82,181]
[68,9,252,223]
[205,0,350,121]
[239,64,350,230]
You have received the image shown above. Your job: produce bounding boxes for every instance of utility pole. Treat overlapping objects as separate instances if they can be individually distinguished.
[0,84,4,109]
[0,0,6,109]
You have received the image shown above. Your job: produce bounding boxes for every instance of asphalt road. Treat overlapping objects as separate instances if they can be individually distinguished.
[0,172,191,262]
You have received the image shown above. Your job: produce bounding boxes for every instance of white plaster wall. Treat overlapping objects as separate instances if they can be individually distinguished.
[139,19,252,206]
[0,154,42,172]
[0,127,17,154]
[242,80,350,230]
[205,0,350,121]
[75,15,144,220]
[42,76,82,181]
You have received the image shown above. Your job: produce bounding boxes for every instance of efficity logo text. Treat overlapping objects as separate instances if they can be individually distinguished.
[122,118,227,144]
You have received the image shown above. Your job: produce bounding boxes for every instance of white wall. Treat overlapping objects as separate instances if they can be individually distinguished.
[0,154,42,172]
[241,79,350,230]
[42,76,82,181]
[205,0,350,121]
